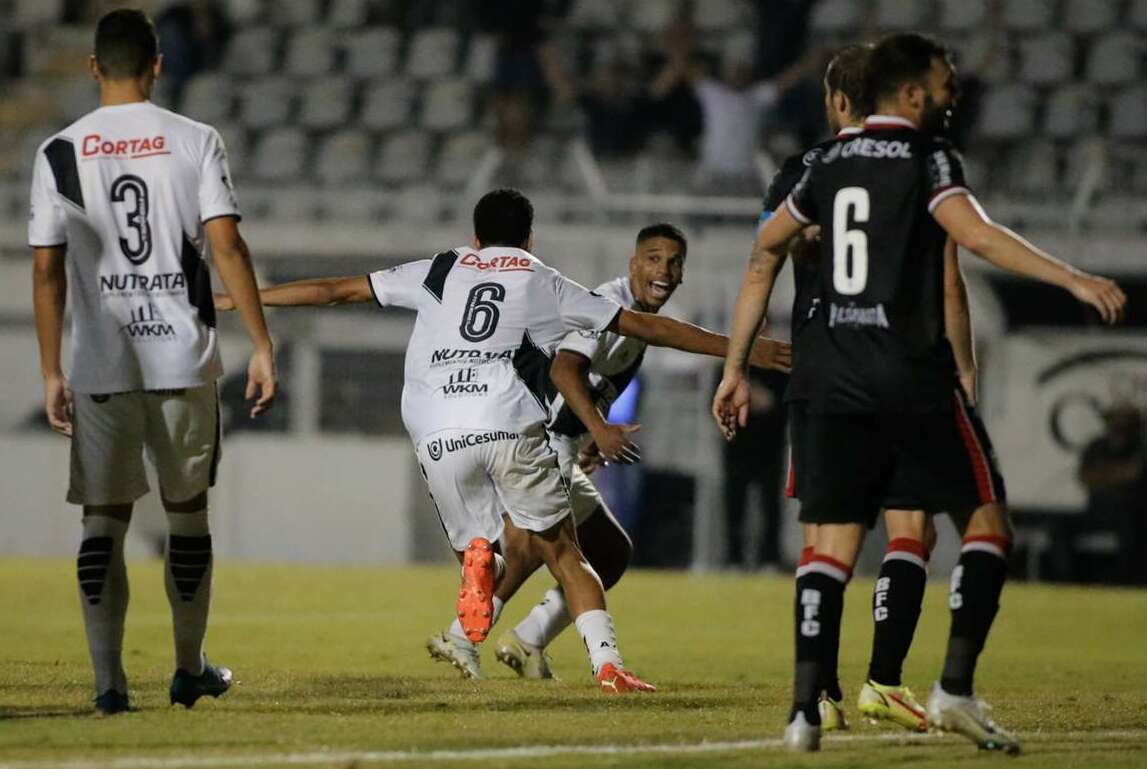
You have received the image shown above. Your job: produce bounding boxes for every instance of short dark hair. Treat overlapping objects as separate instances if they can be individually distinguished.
[473,188,533,248]
[864,33,951,107]
[825,44,873,118]
[636,222,687,257]
[94,9,159,79]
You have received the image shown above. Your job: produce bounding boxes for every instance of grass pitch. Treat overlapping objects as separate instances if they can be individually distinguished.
[1,559,1145,768]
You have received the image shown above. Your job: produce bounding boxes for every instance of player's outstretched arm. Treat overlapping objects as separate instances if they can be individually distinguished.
[943,238,978,403]
[214,275,373,310]
[32,245,73,436]
[550,351,640,464]
[933,195,1127,324]
[711,207,803,439]
[205,216,277,417]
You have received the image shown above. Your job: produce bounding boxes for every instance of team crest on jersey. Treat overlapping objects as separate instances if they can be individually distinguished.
[458,252,534,272]
[427,439,443,461]
[81,134,169,159]
[802,148,822,166]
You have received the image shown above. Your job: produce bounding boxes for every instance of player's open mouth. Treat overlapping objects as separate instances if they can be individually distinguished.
[648,281,672,300]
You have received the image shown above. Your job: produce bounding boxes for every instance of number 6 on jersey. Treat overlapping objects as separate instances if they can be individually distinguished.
[832,186,869,295]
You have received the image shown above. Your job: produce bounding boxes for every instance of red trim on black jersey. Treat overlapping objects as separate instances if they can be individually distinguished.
[953,391,998,505]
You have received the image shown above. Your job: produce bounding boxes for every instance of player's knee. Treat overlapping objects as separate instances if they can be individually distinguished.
[83,504,133,523]
[161,489,207,513]
[963,502,1013,542]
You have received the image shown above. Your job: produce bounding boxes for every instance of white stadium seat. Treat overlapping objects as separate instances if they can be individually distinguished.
[406,28,460,80]
[1086,32,1141,86]
[391,184,443,223]
[977,84,1038,139]
[283,29,336,77]
[1109,86,1147,139]
[221,0,263,25]
[298,78,355,131]
[693,0,743,32]
[277,0,321,26]
[223,27,278,76]
[1017,33,1074,85]
[810,0,862,33]
[1064,0,1119,34]
[315,130,373,184]
[1043,84,1100,139]
[251,128,308,181]
[463,35,497,83]
[238,77,295,130]
[1004,140,1058,195]
[437,131,494,186]
[951,33,1013,84]
[938,0,987,31]
[212,122,250,176]
[181,74,232,125]
[344,28,402,79]
[875,0,933,29]
[376,130,432,183]
[361,79,415,131]
[568,0,620,30]
[632,0,677,33]
[317,186,387,222]
[261,185,319,220]
[421,79,474,131]
[1001,0,1053,31]
[328,0,370,28]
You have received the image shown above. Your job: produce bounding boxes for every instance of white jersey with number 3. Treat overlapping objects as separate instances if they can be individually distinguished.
[28,101,238,394]
[367,246,621,444]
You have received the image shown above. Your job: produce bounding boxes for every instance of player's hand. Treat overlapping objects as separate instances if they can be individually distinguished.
[213,292,235,312]
[748,336,792,373]
[578,442,606,475]
[712,369,750,441]
[1068,273,1127,325]
[246,347,277,418]
[44,374,74,437]
[590,423,641,465]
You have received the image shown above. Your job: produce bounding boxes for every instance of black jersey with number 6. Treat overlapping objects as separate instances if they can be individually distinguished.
[784,116,970,414]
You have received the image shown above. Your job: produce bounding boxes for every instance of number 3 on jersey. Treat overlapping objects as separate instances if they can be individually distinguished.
[459,282,506,342]
[832,186,869,295]
[109,174,152,265]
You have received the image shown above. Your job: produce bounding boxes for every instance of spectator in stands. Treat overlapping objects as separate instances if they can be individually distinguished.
[641,19,704,155]
[754,0,824,146]
[1067,404,1147,584]
[721,368,787,571]
[568,55,647,158]
[650,32,823,195]
[155,1,230,111]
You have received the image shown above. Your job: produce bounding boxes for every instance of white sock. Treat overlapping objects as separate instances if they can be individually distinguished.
[514,586,571,648]
[447,596,503,649]
[165,509,213,676]
[574,609,623,675]
[77,516,130,695]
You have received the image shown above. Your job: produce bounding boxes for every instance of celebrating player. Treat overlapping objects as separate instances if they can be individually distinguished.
[29,9,277,715]
[216,189,784,693]
[714,33,1126,753]
[426,223,792,679]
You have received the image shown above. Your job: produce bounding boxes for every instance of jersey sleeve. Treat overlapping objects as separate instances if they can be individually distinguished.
[556,327,604,360]
[554,273,621,333]
[367,259,432,310]
[784,166,816,226]
[199,128,241,223]
[926,142,972,213]
[28,146,67,247]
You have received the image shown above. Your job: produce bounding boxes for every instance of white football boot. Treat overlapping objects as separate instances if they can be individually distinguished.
[926,682,1021,754]
[783,711,821,752]
[426,632,482,679]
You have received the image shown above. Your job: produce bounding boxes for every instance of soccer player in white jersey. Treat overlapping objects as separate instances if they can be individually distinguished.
[426,223,790,679]
[216,189,784,692]
[29,9,276,715]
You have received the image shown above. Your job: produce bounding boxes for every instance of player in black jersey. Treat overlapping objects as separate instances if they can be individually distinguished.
[716,33,1126,754]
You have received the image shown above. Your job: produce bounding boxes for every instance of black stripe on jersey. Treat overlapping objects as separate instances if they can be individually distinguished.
[181,234,217,329]
[512,331,556,412]
[45,138,84,210]
[550,349,646,438]
[421,250,458,303]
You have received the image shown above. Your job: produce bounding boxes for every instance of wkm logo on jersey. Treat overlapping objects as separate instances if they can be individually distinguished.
[441,367,487,397]
[121,302,176,340]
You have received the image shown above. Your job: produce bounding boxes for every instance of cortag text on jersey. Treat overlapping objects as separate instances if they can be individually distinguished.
[458,252,534,272]
[82,134,168,159]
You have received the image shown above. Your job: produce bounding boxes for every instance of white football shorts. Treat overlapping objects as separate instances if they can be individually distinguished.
[68,384,220,506]
[414,426,575,551]
[549,433,607,526]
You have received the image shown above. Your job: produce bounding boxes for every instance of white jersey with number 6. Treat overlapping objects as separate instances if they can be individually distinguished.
[367,246,621,444]
[28,101,238,394]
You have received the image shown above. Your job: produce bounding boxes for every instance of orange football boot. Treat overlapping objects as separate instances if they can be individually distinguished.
[595,663,656,694]
[456,537,496,642]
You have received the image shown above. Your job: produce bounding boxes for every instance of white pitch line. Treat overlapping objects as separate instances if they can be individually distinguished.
[1,730,1144,769]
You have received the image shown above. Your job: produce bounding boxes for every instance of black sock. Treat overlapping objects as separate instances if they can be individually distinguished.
[867,538,928,686]
[791,556,849,724]
[941,537,1008,696]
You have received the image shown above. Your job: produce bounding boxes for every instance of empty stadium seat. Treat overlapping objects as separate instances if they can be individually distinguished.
[238,77,295,130]
[361,80,415,131]
[277,0,321,26]
[315,130,373,184]
[421,79,474,131]
[54,76,99,121]
[328,0,370,28]
[223,27,278,76]
[810,0,861,33]
[1017,33,1074,85]
[568,0,621,30]
[1043,84,1100,138]
[632,0,677,33]
[464,35,496,83]
[221,0,262,26]
[213,122,250,176]
[437,131,494,186]
[1086,32,1140,86]
[1002,0,1054,31]
[1130,0,1147,31]
[693,0,742,32]
[376,130,433,183]
[875,0,933,29]
[181,74,232,124]
[283,29,336,77]
[1003,139,1059,195]
[1109,86,1147,139]
[937,0,988,30]
[977,84,1038,139]
[317,186,386,222]
[406,28,460,80]
[344,28,402,79]
[251,128,308,181]
[1064,0,1119,34]
[298,78,355,131]
[951,33,1013,84]
[391,184,443,222]
[260,185,320,220]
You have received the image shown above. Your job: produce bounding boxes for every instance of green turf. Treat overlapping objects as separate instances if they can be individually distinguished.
[1,559,1145,768]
